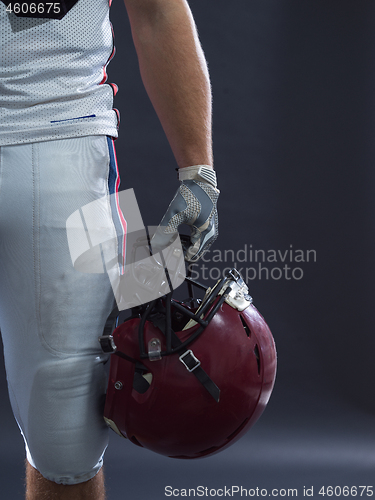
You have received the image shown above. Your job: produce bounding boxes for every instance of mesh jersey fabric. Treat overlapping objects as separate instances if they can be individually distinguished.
[0,0,119,146]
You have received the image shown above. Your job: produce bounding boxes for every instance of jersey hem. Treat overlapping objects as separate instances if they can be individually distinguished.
[0,125,119,147]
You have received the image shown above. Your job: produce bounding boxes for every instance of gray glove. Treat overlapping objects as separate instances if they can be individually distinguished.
[152,165,219,262]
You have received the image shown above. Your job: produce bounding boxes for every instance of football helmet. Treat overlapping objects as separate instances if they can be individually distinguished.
[100,267,277,459]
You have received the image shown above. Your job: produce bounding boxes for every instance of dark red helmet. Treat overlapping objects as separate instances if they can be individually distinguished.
[100,269,277,459]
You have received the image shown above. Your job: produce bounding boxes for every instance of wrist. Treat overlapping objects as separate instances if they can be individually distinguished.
[178,165,217,188]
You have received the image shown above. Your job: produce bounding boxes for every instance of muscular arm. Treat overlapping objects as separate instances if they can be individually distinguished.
[123,0,213,168]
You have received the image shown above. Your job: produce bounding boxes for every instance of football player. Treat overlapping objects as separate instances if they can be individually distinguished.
[0,0,218,499]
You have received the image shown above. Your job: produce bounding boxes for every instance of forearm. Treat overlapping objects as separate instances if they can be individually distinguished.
[124,0,213,168]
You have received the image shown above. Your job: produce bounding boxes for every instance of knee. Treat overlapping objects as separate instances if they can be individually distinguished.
[24,356,109,485]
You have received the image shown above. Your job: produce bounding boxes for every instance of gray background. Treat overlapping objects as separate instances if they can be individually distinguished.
[1,0,375,498]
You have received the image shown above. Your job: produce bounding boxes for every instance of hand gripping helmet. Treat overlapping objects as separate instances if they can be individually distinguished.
[99,268,277,459]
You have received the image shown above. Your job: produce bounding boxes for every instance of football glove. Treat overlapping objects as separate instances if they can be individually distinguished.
[152,165,219,262]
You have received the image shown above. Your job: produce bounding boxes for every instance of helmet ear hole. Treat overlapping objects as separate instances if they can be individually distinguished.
[133,371,153,394]
[254,344,261,375]
[240,315,251,337]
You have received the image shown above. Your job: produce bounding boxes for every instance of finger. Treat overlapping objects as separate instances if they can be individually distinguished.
[185,218,218,262]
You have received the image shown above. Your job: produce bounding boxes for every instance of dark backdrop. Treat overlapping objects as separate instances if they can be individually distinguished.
[1,1,375,498]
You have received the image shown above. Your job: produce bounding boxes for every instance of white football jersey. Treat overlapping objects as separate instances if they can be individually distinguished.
[0,0,119,145]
